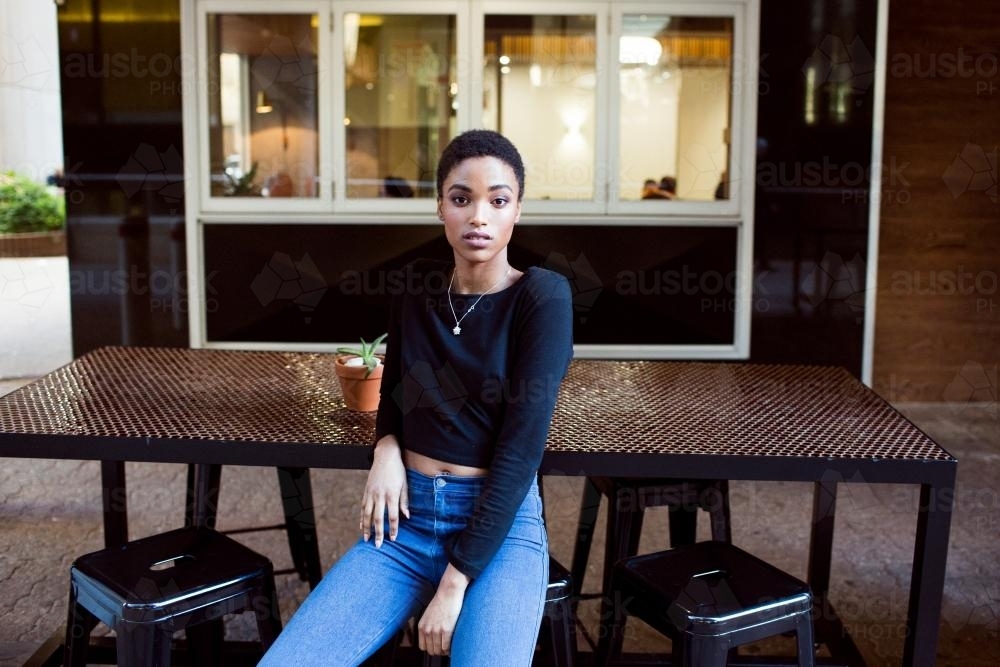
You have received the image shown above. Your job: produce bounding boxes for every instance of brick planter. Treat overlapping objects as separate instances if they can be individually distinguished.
[0,230,67,258]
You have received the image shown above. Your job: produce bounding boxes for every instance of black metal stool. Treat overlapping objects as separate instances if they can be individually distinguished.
[596,541,815,666]
[572,477,731,601]
[419,555,578,667]
[64,526,283,666]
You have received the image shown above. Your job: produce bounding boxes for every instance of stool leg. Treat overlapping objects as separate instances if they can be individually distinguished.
[668,502,697,547]
[795,611,816,667]
[687,634,729,667]
[546,598,577,667]
[254,576,284,650]
[595,591,627,667]
[599,497,644,660]
[570,478,602,598]
[187,618,225,667]
[277,467,323,589]
[185,463,222,529]
[64,587,97,667]
[116,621,172,667]
[707,480,732,543]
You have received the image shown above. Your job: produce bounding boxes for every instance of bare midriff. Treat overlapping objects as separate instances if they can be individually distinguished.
[404,449,489,477]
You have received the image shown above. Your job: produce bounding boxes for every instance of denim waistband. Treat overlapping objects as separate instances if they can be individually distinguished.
[406,467,486,496]
[405,468,538,497]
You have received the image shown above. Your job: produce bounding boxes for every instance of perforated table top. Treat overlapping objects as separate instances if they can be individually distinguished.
[0,346,951,462]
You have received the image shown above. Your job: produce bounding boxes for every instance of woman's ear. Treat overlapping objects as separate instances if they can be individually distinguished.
[513,200,522,224]
[436,199,444,221]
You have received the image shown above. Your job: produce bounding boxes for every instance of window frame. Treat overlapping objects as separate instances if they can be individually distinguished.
[476,1,608,215]
[332,1,469,214]
[607,1,745,218]
[182,0,761,358]
[196,0,333,213]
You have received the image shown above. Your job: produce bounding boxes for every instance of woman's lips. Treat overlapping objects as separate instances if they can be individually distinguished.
[463,232,491,249]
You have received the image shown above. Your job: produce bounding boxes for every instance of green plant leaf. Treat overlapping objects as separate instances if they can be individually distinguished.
[336,332,387,378]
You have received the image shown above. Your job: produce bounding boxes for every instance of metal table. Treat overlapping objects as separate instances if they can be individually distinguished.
[0,346,956,667]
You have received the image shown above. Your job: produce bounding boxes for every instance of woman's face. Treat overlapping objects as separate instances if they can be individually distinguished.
[438,156,521,268]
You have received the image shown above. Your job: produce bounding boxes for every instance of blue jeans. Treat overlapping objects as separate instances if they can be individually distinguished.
[258,469,549,666]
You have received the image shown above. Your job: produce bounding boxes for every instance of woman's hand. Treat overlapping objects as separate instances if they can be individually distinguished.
[360,437,409,547]
[418,565,469,656]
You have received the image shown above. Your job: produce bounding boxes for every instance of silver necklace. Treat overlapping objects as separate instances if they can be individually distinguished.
[447,265,512,335]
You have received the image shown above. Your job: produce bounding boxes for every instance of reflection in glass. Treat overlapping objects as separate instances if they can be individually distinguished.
[344,14,456,199]
[619,16,734,202]
[207,13,320,198]
[483,15,597,201]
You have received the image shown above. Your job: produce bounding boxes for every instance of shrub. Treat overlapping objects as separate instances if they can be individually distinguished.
[0,171,66,234]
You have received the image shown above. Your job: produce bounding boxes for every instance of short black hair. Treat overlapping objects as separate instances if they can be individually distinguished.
[436,129,525,201]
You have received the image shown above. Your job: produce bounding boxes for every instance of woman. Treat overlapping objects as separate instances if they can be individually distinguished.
[259,130,574,666]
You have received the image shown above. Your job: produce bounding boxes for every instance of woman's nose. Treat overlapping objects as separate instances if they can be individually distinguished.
[470,202,490,224]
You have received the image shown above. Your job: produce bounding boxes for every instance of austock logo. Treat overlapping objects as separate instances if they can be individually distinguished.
[251,35,320,93]
[802,35,875,99]
[942,577,998,656]
[116,143,187,213]
[250,252,328,324]
[0,259,56,323]
[0,33,52,90]
[800,252,869,322]
[393,360,469,427]
[542,252,602,324]
[942,143,998,204]
[942,361,997,419]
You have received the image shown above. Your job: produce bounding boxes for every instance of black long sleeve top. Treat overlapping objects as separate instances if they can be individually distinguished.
[373,258,573,579]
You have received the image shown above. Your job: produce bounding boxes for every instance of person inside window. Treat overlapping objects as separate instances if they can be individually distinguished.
[259,129,574,665]
[658,176,677,198]
[381,174,415,198]
[641,177,672,199]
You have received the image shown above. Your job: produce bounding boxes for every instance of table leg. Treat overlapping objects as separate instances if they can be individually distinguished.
[185,463,222,529]
[100,461,127,548]
[808,479,837,598]
[902,481,955,667]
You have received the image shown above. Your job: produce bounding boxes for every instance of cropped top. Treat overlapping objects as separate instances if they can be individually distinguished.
[373,258,574,579]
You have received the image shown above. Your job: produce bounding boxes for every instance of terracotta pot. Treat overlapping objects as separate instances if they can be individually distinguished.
[334,354,384,412]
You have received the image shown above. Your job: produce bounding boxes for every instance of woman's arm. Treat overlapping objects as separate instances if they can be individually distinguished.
[360,435,409,547]
[418,563,469,656]
[447,271,574,579]
[362,278,408,546]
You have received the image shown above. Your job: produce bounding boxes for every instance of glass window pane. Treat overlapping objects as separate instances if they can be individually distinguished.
[344,14,457,199]
[619,16,734,202]
[483,15,597,201]
[207,13,320,198]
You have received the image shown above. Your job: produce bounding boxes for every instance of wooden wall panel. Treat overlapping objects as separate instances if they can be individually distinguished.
[873,0,999,403]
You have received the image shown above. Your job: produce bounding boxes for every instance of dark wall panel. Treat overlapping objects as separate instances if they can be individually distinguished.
[203,224,738,347]
[58,1,188,355]
[749,0,878,377]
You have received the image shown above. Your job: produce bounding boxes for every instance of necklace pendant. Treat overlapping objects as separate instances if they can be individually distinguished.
[452,325,462,335]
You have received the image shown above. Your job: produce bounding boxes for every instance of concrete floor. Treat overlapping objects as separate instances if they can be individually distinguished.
[0,369,996,665]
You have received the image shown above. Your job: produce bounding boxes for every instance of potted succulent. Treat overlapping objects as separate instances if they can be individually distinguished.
[334,333,387,412]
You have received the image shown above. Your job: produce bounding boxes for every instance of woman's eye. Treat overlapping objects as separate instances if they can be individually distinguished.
[452,196,469,205]
[492,198,508,207]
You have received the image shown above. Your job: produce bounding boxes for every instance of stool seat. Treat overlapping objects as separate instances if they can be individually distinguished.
[572,477,731,599]
[598,541,815,667]
[65,526,282,666]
